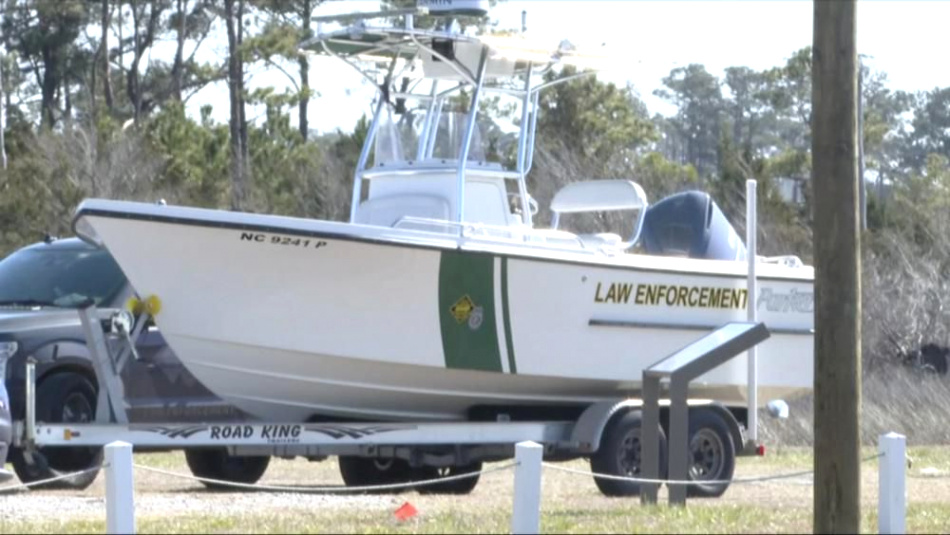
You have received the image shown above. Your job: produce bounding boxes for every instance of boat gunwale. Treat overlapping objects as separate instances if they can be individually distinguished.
[73,202,813,284]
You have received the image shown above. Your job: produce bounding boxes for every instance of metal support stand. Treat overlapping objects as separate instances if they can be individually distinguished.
[745,179,759,447]
[78,305,131,425]
[76,303,150,425]
[641,322,770,506]
[24,357,36,446]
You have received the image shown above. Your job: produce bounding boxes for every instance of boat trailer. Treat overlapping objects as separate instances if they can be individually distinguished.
[13,303,770,502]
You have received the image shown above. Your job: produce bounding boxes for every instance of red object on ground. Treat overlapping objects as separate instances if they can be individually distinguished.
[757,444,767,457]
[394,501,419,521]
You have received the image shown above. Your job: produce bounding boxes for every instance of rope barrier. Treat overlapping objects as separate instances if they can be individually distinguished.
[133,461,518,493]
[0,465,105,494]
[0,449,895,495]
[908,472,950,479]
[541,451,887,487]
[541,462,813,486]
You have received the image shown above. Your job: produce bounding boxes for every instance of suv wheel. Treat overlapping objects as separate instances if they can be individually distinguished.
[12,372,102,490]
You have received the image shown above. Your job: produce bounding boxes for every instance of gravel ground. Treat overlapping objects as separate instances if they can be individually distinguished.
[0,455,397,524]
[0,492,392,522]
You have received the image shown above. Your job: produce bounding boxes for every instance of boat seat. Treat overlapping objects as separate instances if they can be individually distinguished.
[522,229,623,251]
[355,194,451,230]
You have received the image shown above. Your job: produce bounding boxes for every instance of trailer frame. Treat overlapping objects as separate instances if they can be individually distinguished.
[13,304,769,496]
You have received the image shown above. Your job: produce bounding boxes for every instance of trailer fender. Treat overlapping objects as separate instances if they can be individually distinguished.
[570,399,643,454]
[569,400,745,456]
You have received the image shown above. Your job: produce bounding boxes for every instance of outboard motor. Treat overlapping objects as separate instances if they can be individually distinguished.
[639,191,746,261]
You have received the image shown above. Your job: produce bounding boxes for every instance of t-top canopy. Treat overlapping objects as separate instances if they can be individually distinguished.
[300,23,613,85]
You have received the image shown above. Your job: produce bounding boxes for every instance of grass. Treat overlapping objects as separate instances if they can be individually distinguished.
[4,446,950,534]
[4,500,950,534]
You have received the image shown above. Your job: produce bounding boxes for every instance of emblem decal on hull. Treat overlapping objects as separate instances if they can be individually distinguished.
[757,288,814,313]
[450,294,476,324]
[468,306,484,331]
[438,251,504,372]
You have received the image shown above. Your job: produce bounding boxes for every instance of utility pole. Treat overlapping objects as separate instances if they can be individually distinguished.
[812,1,861,533]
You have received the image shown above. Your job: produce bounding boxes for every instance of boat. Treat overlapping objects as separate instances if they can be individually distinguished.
[71,0,814,424]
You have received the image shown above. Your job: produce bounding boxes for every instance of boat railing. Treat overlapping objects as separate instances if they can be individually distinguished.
[391,216,597,253]
[361,162,518,180]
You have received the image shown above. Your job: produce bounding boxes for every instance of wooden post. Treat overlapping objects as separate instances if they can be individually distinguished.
[812,1,861,533]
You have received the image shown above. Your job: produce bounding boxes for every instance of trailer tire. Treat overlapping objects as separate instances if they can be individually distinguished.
[685,408,736,498]
[338,456,413,493]
[12,372,101,490]
[184,448,270,491]
[414,462,482,495]
[590,411,667,497]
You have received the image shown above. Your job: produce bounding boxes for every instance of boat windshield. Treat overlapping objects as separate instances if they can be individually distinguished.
[374,101,516,168]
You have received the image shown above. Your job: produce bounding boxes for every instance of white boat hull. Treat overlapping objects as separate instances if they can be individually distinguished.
[76,201,814,422]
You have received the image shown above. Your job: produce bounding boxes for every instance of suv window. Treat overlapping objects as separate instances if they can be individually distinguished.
[0,246,127,308]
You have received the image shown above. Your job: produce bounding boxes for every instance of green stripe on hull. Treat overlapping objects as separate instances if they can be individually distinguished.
[438,251,503,372]
[501,257,517,374]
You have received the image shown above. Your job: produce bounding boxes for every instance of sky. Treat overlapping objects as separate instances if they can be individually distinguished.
[186,0,950,134]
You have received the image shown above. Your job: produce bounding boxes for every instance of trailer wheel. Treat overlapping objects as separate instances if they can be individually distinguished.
[12,372,102,490]
[414,462,482,495]
[590,411,667,497]
[338,456,413,493]
[685,408,736,498]
[184,448,270,491]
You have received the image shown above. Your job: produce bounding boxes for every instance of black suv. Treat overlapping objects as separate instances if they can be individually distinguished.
[0,237,266,489]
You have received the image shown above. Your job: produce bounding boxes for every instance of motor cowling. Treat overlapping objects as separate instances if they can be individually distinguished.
[639,191,746,261]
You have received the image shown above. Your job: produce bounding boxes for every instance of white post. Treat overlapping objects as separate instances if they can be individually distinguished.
[746,179,758,443]
[511,441,542,535]
[105,441,136,535]
[879,432,906,535]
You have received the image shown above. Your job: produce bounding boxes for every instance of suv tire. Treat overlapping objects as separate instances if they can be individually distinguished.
[12,372,102,490]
